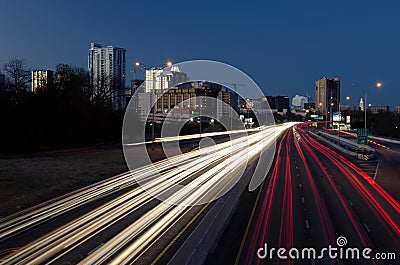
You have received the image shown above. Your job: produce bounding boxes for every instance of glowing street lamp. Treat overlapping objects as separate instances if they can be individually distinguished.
[364,82,383,131]
[135,60,173,151]
[318,102,323,122]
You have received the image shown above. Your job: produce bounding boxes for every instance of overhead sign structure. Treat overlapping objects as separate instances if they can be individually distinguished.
[357,128,368,145]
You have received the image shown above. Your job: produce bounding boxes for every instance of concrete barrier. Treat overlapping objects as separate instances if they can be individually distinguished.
[310,131,375,160]
[318,131,375,153]
[369,135,400,144]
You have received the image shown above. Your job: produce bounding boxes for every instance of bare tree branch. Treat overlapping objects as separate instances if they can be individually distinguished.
[2,58,30,93]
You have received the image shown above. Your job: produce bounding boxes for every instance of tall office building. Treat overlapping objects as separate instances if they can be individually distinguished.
[31,70,54,93]
[217,88,239,120]
[368,105,389,114]
[136,81,238,122]
[315,77,340,116]
[274,95,290,113]
[292,94,309,110]
[359,98,364,111]
[88,43,126,110]
[144,65,188,93]
[264,95,290,113]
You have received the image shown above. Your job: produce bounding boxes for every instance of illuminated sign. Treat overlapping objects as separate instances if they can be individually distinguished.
[333,112,341,122]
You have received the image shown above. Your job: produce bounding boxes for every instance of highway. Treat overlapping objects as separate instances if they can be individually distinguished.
[1,122,398,264]
[321,128,400,202]
[0,123,294,264]
[208,124,399,265]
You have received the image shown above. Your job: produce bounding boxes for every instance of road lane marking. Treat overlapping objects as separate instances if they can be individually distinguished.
[373,161,380,180]
[233,180,266,265]
[363,222,371,233]
[150,202,213,265]
[151,154,253,265]
[347,200,353,207]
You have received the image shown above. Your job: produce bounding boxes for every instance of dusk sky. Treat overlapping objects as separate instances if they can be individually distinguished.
[1,0,399,107]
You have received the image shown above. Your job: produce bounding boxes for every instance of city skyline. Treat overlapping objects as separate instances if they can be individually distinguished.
[0,1,399,107]
[1,1,399,262]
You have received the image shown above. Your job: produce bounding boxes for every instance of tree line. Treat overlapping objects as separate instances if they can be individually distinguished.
[0,58,124,154]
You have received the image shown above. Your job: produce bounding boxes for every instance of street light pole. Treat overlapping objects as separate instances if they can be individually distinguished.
[338,100,341,141]
[318,102,323,125]
[364,92,367,131]
[330,91,333,128]
[363,82,382,132]
[345,96,351,128]
[135,61,173,151]
[200,96,202,136]
[152,70,156,151]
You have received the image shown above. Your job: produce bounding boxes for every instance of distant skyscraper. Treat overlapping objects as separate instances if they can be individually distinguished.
[315,77,340,116]
[217,88,239,120]
[368,105,389,114]
[250,97,269,113]
[340,105,359,112]
[88,43,126,110]
[31,70,54,93]
[359,98,364,111]
[125,79,145,110]
[263,95,290,113]
[304,102,315,110]
[144,65,188,93]
[274,95,290,113]
[292,94,309,110]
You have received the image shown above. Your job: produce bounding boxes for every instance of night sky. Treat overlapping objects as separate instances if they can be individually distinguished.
[1,0,399,107]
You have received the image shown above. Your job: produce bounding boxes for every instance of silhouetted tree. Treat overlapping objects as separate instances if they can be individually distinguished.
[55,63,75,92]
[369,111,400,138]
[90,75,113,108]
[2,58,30,93]
[0,71,6,93]
[73,67,91,98]
[2,58,31,104]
